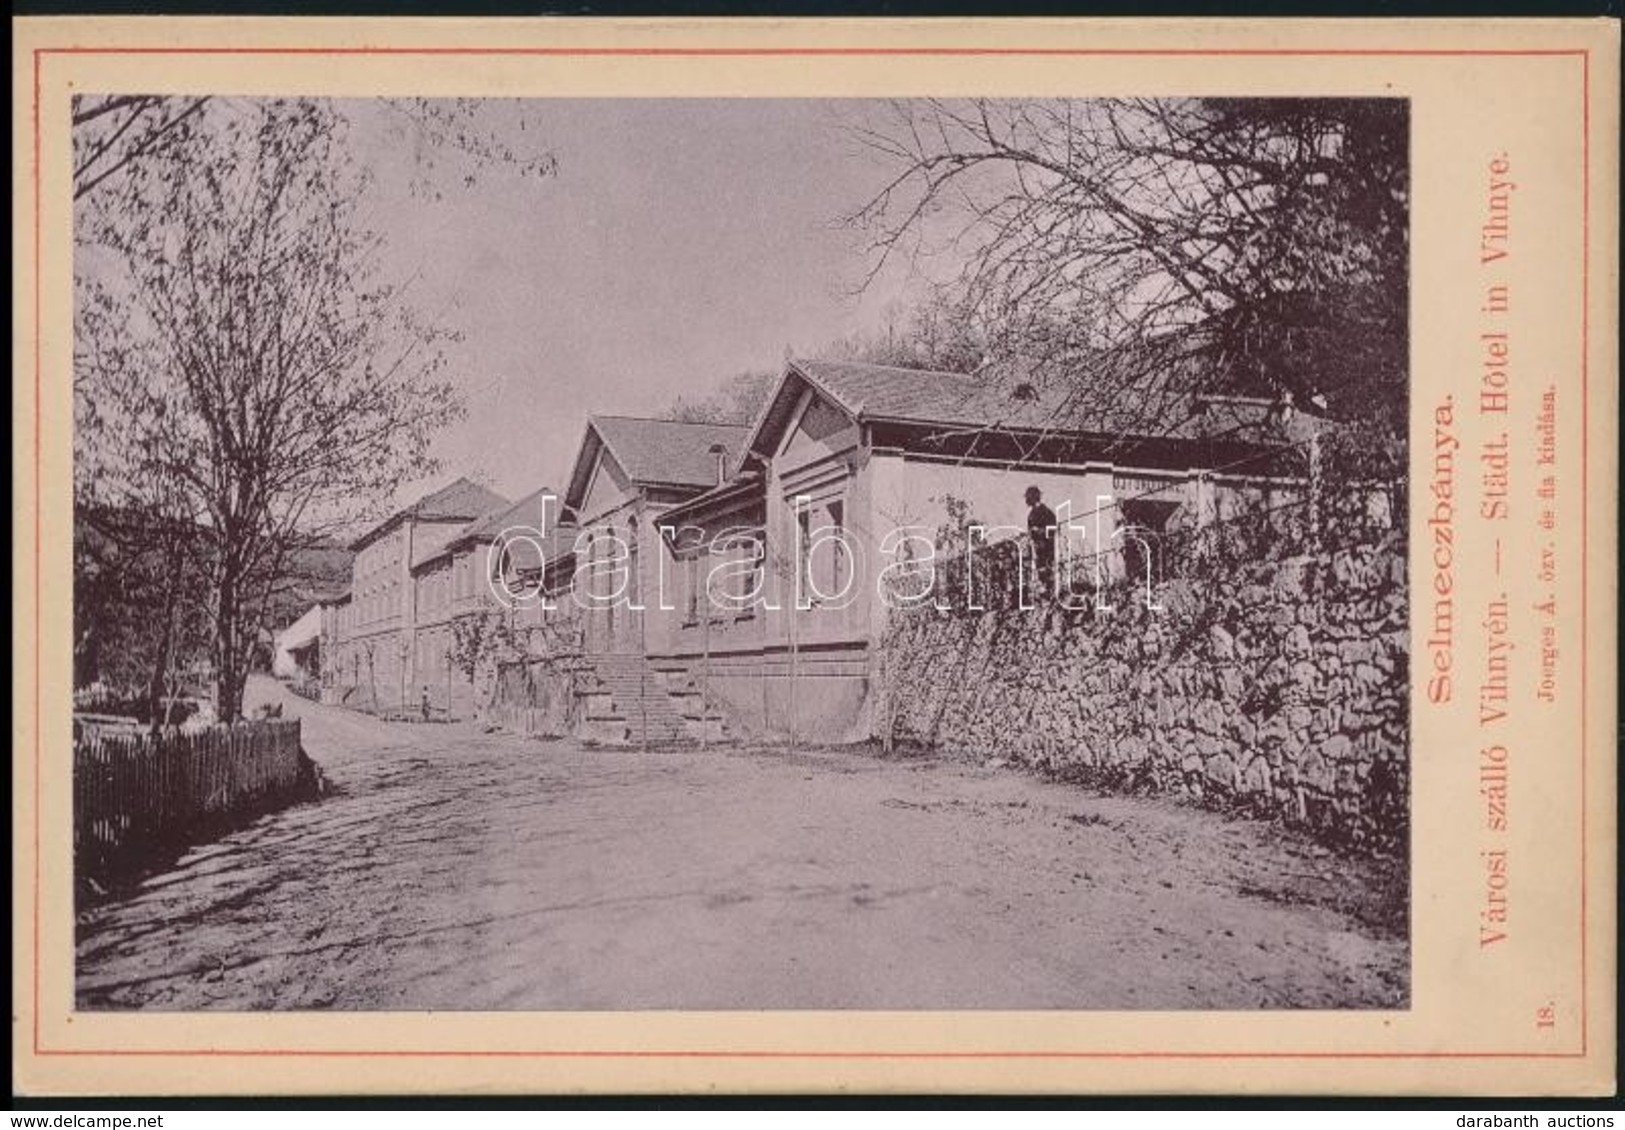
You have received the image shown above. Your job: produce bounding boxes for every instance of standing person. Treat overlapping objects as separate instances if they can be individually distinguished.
[1025,486,1057,601]
[420,685,431,722]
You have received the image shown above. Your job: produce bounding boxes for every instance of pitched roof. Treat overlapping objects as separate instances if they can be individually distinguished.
[784,358,990,424]
[744,357,1324,462]
[350,477,509,551]
[591,416,750,488]
[788,356,1206,434]
[408,486,576,572]
[407,477,509,521]
[455,485,569,546]
[565,415,750,512]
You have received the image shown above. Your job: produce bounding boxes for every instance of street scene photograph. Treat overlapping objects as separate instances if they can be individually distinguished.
[71,95,1411,1011]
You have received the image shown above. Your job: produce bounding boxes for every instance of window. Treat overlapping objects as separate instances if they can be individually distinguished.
[685,556,701,623]
[798,498,849,605]
[827,500,847,597]
[797,509,812,602]
[736,535,765,616]
[627,516,640,609]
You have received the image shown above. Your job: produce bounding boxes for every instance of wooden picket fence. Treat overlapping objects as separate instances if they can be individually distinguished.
[74,718,305,887]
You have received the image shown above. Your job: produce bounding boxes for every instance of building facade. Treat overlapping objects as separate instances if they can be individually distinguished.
[321,477,507,712]
[605,358,1327,743]
[408,485,573,716]
[317,359,1328,743]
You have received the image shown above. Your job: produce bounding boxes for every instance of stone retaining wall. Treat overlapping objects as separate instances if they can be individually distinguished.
[484,656,582,737]
[879,537,1408,847]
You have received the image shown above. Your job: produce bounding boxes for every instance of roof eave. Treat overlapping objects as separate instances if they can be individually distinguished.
[653,474,766,526]
[742,359,866,462]
[868,415,1299,456]
[348,511,406,553]
[637,477,726,492]
[563,422,607,514]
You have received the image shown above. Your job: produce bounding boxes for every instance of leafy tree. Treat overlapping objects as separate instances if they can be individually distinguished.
[72,95,211,202]
[448,608,511,692]
[375,98,560,197]
[75,99,465,722]
[73,498,212,728]
[72,95,559,204]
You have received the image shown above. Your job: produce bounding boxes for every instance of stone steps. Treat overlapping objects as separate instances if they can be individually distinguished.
[573,654,731,747]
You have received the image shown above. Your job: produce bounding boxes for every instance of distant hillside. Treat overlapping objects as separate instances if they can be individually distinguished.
[265,542,354,633]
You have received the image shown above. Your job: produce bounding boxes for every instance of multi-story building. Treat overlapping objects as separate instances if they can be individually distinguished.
[321,477,506,712]
[408,485,570,716]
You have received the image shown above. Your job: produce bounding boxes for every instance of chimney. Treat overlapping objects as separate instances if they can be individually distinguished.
[709,442,728,487]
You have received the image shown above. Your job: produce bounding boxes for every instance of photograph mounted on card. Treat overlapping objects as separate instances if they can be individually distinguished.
[12,15,1617,1097]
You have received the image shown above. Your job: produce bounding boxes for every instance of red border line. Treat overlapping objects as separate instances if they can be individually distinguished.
[1578,45,1590,1060]
[38,46,1592,58]
[24,1049,1598,1060]
[33,46,45,1062]
[32,43,1595,1065]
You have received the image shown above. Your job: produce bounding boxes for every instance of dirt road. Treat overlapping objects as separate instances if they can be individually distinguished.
[76,676,1407,1010]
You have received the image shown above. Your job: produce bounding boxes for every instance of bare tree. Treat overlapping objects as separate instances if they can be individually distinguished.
[662,368,779,426]
[660,306,987,428]
[76,99,464,722]
[821,301,988,374]
[845,98,1408,443]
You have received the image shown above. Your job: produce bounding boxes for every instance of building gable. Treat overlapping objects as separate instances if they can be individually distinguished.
[778,388,860,471]
[580,447,635,524]
[410,517,472,570]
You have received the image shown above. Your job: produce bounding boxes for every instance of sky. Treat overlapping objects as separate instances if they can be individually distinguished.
[343,98,933,508]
